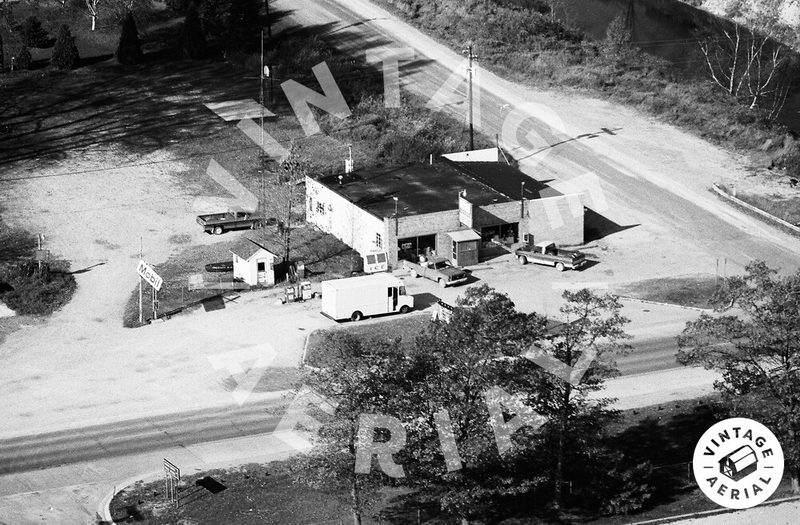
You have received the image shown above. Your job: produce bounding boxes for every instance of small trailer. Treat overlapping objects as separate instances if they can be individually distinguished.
[196,208,265,235]
[321,273,414,322]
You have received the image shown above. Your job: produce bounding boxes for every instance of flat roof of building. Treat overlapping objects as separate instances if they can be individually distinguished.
[316,159,559,218]
[450,161,563,200]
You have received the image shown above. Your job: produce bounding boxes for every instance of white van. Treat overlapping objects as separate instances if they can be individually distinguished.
[321,273,414,321]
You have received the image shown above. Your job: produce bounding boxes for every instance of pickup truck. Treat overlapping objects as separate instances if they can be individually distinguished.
[196,209,265,235]
[404,256,468,288]
[515,241,587,271]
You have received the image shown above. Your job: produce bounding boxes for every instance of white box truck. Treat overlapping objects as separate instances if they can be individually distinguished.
[321,273,414,321]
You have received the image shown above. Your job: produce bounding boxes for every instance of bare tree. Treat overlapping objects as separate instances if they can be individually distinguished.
[271,150,309,264]
[698,16,795,120]
[86,0,100,31]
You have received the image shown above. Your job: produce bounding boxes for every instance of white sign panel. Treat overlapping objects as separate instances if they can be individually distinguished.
[458,194,473,228]
[137,260,163,291]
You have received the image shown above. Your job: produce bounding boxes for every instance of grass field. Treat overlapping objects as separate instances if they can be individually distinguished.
[303,313,431,367]
[122,226,358,327]
[614,275,722,309]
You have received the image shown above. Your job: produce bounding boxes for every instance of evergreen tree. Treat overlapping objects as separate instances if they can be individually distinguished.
[115,11,143,65]
[200,0,228,41]
[181,2,207,59]
[16,44,32,70]
[18,16,50,48]
[51,25,80,70]
[225,0,261,53]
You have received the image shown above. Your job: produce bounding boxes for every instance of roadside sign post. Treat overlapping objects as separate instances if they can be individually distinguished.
[163,458,180,507]
[136,259,163,322]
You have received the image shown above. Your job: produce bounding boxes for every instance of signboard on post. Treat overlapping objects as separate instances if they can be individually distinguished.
[458,193,473,228]
[137,260,163,291]
[163,458,180,506]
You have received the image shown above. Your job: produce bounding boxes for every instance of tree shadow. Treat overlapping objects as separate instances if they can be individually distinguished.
[607,400,722,510]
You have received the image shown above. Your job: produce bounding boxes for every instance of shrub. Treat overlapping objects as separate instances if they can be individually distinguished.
[17,16,50,48]
[15,44,32,70]
[181,2,207,59]
[51,25,80,70]
[115,11,143,65]
[0,260,77,315]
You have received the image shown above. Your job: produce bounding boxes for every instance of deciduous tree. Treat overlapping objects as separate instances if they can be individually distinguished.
[269,151,309,264]
[292,332,408,525]
[678,261,800,493]
[518,289,632,509]
[85,0,101,31]
[402,286,547,524]
[698,12,796,120]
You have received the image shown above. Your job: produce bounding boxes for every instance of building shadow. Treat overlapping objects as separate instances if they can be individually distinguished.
[584,208,638,242]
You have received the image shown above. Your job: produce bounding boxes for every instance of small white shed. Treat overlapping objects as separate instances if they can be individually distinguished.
[230,238,278,286]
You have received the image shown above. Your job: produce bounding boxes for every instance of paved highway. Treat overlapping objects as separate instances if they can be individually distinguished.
[0,401,285,476]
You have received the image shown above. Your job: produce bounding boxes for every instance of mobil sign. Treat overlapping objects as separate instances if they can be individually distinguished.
[137,260,163,291]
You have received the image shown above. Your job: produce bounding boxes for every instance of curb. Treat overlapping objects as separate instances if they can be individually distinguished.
[711,183,800,235]
[96,430,311,523]
[617,295,712,313]
[630,494,800,524]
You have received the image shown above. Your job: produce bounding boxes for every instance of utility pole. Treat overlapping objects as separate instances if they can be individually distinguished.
[462,43,478,151]
[260,29,266,218]
[139,237,143,325]
[260,28,265,150]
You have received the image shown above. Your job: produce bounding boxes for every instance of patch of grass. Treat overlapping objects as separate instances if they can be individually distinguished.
[304,313,431,367]
[108,463,353,525]
[729,190,800,226]
[0,212,75,316]
[0,259,77,315]
[614,275,721,309]
[122,227,359,327]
